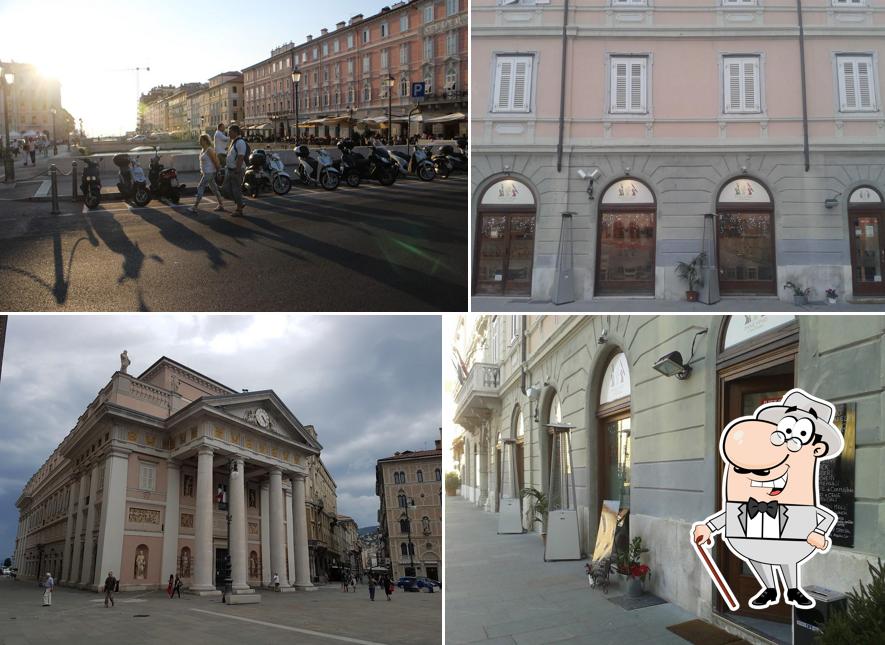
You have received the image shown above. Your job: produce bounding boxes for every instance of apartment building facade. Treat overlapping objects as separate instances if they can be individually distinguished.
[243,0,467,141]
[303,447,341,583]
[472,0,885,306]
[0,61,65,138]
[453,314,885,644]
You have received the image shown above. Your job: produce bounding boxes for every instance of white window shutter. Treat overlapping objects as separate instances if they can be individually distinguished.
[726,62,741,111]
[857,59,873,109]
[744,59,759,111]
[495,59,512,110]
[630,61,645,111]
[513,58,531,111]
[841,60,857,110]
[613,62,628,111]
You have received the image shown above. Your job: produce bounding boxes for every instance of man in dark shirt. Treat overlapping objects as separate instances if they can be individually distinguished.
[104,571,117,608]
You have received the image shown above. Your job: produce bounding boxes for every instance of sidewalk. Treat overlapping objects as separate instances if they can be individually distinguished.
[472,296,885,312]
[445,497,694,645]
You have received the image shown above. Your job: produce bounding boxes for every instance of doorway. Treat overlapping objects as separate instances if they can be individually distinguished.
[847,186,885,296]
[716,178,776,295]
[474,178,536,297]
[426,565,439,581]
[215,548,229,588]
[596,179,657,296]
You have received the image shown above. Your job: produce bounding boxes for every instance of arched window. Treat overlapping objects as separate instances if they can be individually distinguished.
[398,494,407,508]
[393,472,401,484]
[417,470,424,483]
[399,471,407,483]
[847,186,885,296]
[716,178,775,295]
[597,178,656,295]
[598,352,633,511]
[476,178,537,296]
[400,518,410,533]
[400,543,408,556]
[434,468,441,481]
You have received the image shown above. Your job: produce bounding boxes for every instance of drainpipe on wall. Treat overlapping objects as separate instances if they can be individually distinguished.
[556,0,571,172]
[797,0,811,172]
[520,316,527,396]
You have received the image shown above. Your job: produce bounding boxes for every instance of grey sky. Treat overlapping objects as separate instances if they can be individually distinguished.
[0,314,441,560]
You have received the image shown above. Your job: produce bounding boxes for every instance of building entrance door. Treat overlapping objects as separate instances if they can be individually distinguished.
[720,370,794,626]
[716,179,776,295]
[848,187,885,296]
[426,565,439,582]
[215,548,229,588]
[596,180,657,296]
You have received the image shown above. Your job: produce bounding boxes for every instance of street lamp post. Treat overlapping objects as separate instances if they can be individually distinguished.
[221,458,238,603]
[1,67,16,182]
[292,69,301,145]
[50,108,57,156]
[405,498,416,577]
[385,75,395,144]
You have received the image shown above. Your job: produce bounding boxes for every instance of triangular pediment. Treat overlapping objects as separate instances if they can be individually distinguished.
[200,391,321,451]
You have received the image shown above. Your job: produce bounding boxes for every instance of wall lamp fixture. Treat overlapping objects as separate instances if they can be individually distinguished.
[824,193,842,209]
[577,168,601,200]
[597,329,608,345]
[652,329,708,380]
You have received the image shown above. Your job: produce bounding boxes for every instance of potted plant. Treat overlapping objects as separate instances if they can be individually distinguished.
[615,536,651,597]
[445,471,460,496]
[520,487,548,545]
[674,253,706,302]
[818,558,885,644]
[784,281,812,306]
[826,288,838,305]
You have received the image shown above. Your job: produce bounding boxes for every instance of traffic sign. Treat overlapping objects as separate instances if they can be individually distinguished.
[411,82,426,98]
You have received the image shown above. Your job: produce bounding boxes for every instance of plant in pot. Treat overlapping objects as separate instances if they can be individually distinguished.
[826,288,838,305]
[519,487,548,545]
[674,253,706,302]
[445,471,460,496]
[818,558,885,644]
[616,536,651,597]
[784,281,812,306]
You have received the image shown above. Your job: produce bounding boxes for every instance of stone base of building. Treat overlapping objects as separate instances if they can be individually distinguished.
[264,585,296,593]
[294,583,317,591]
[227,593,262,605]
[187,587,222,597]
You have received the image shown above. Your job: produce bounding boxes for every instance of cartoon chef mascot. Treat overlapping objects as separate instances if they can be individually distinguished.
[692,389,843,609]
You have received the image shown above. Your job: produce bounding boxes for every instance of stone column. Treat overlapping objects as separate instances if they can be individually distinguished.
[94,447,131,589]
[284,486,295,585]
[161,460,181,583]
[60,477,80,584]
[268,468,292,590]
[69,471,89,583]
[229,457,250,592]
[291,475,314,590]
[79,462,102,588]
[190,446,219,594]
[260,481,270,586]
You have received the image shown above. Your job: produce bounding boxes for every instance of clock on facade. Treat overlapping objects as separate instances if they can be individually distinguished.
[254,408,270,428]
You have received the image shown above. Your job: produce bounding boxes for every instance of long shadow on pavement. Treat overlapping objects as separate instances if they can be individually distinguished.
[133,207,232,271]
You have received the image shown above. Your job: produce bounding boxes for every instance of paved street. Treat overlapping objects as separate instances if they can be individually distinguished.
[0,177,467,311]
[445,497,694,645]
[0,577,440,645]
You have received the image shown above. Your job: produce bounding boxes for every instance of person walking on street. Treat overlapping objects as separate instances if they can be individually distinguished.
[368,576,376,601]
[23,138,31,166]
[272,572,280,592]
[167,574,174,598]
[41,572,54,606]
[341,575,348,592]
[349,573,356,593]
[173,575,183,598]
[190,134,226,214]
[214,123,229,167]
[28,138,36,165]
[224,124,247,216]
[383,575,393,601]
[104,571,117,608]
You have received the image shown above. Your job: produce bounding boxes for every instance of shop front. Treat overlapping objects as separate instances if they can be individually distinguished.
[847,185,885,296]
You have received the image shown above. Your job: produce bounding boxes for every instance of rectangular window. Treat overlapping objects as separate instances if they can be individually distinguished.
[832,0,866,6]
[424,36,434,61]
[347,33,354,49]
[424,4,434,22]
[400,14,409,31]
[400,43,410,65]
[381,22,389,37]
[322,42,328,56]
[723,0,757,5]
[362,28,370,44]
[381,49,389,69]
[723,56,761,113]
[837,54,878,112]
[492,55,533,112]
[348,59,355,76]
[609,56,647,114]
[612,0,647,5]
[447,0,459,15]
[333,39,340,53]
[447,30,458,55]
[312,47,318,61]
[139,463,156,492]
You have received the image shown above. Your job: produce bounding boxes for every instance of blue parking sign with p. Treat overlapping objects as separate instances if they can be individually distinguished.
[411,82,426,98]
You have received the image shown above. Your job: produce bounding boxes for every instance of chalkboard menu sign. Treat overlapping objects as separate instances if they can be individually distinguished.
[819,403,856,548]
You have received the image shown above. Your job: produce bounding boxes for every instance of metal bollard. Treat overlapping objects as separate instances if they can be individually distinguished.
[49,164,60,214]
[71,160,78,201]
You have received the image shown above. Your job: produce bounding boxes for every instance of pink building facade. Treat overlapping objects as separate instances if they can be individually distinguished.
[472,0,885,306]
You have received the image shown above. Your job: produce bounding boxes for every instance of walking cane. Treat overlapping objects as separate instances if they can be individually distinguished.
[693,535,740,611]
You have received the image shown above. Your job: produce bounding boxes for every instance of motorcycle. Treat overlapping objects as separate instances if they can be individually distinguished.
[148,146,185,203]
[429,147,453,179]
[335,140,397,186]
[295,145,340,190]
[80,157,102,209]
[444,137,468,172]
[242,149,291,197]
[113,153,151,207]
[388,145,436,181]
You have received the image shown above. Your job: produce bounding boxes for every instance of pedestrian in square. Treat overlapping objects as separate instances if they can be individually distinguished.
[41,572,54,606]
[368,575,376,601]
[224,124,247,217]
[214,123,229,168]
[340,575,348,592]
[23,138,31,166]
[103,571,117,608]
[272,572,280,592]
[190,134,226,214]
[173,575,183,598]
[167,574,174,598]
[349,573,356,592]
[28,138,36,165]
[383,575,393,601]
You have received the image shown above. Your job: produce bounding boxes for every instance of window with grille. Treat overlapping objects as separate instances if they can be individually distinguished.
[138,463,156,492]
[492,55,533,113]
[723,56,761,113]
[609,56,647,114]
[837,55,878,112]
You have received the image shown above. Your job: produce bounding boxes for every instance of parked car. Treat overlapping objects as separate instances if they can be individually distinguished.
[416,577,441,592]
[1,567,10,576]
[127,134,147,144]
[395,576,420,592]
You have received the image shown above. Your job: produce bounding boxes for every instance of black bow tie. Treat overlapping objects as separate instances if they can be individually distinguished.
[747,497,779,519]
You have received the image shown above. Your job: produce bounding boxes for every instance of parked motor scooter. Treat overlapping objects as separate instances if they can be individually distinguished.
[113,153,151,206]
[148,146,185,203]
[388,145,436,181]
[429,147,453,179]
[242,149,291,196]
[294,145,340,190]
[335,140,397,186]
[80,157,102,209]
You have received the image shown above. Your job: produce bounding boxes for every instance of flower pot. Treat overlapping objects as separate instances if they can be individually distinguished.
[827,297,837,305]
[626,577,644,598]
[686,290,699,302]
[793,295,808,306]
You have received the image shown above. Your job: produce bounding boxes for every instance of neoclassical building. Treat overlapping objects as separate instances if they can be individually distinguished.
[453,314,885,644]
[13,355,320,595]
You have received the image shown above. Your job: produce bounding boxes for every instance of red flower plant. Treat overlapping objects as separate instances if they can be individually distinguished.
[629,564,650,582]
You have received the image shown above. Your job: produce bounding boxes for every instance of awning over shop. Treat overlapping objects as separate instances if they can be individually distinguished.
[248,122,274,131]
[424,112,466,123]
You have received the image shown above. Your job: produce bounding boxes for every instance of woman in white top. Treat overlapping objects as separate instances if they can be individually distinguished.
[191,134,226,213]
